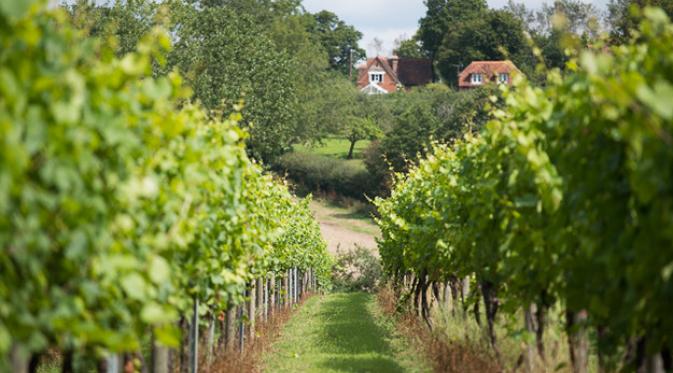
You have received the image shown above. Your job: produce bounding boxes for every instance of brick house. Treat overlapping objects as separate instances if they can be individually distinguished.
[457,60,520,90]
[357,55,434,94]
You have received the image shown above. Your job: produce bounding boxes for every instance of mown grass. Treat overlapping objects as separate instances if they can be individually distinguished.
[293,138,371,161]
[263,293,430,373]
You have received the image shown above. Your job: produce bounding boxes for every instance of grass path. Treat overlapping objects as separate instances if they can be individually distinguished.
[263,292,430,373]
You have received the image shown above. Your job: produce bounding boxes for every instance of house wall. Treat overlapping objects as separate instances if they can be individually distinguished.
[357,60,398,93]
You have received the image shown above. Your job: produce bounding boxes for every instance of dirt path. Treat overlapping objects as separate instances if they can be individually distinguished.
[309,200,380,254]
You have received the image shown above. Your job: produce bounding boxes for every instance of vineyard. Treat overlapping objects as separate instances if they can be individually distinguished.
[0,2,331,371]
[3,0,673,372]
[374,7,673,372]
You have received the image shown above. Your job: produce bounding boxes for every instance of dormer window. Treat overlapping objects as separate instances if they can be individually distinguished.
[498,73,509,84]
[370,72,384,84]
[471,73,483,85]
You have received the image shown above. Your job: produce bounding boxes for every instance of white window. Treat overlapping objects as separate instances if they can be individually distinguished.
[370,73,384,84]
[498,73,509,84]
[471,73,483,85]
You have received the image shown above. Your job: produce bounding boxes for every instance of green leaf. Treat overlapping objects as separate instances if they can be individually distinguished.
[0,0,35,19]
[149,256,170,284]
[636,81,673,120]
[121,274,147,300]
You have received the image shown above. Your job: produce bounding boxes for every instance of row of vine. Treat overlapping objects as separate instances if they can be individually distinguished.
[0,1,331,369]
[375,8,673,372]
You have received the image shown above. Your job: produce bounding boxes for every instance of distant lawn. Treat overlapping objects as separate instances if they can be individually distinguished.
[294,138,371,160]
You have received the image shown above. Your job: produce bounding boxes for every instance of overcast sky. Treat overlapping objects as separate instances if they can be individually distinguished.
[302,0,610,56]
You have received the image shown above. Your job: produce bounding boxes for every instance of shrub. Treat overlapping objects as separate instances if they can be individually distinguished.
[274,152,376,200]
[332,246,382,292]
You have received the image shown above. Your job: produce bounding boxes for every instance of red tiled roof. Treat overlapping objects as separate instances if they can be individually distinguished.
[458,60,520,88]
[357,56,400,93]
[393,58,433,87]
[357,56,434,93]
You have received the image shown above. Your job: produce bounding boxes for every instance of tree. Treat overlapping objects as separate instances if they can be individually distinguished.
[344,117,382,160]
[170,4,300,162]
[369,37,384,56]
[393,35,426,58]
[418,0,488,59]
[608,0,673,43]
[309,10,366,76]
[65,0,157,56]
[436,9,533,85]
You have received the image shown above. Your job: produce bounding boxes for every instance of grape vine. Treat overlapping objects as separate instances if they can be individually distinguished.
[0,1,331,367]
[375,8,673,370]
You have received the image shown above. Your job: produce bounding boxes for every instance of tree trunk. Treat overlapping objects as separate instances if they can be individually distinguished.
[461,277,470,319]
[473,297,482,327]
[421,276,432,330]
[524,304,537,373]
[61,350,74,373]
[480,281,500,358]
[347,139,357,160]
[661,345,672,371]
[28,353,42,373]
[536,304,547,362]
[566,309,589,373]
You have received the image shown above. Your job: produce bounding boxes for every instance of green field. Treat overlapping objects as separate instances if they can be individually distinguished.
[263,293,429,373]
[294,138,372,160]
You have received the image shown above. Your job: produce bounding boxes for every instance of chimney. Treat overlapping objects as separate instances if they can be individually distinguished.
[391,54,400,75]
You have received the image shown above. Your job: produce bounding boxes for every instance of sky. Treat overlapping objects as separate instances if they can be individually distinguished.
[302,0,610,56]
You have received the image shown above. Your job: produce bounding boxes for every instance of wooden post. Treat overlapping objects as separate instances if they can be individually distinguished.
[151,332,169,373]
[179,317,189,373]
[295,268,299,303]
[224,306,236,351]
[292,268,296,304]
[206,313,215,367]
[263,276,269,322]
[270,273,276,316]
[284,270,290,307]
[248,282,256,341]
[290,268,294,304]
[9,345,28,373]
[189,297,198,373]
[238,304,245,353]
[256,277,263,320]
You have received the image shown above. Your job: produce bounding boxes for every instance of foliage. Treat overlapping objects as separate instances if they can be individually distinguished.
[0,2,330,367]
[65,0,157,57]
[374,8,673,368]
[505,0,601,73]
[436,9,534,85]
[607,0,673,42]
[275,153,376,201]
[417,0,488,60]
[66,0,366,162]
[309,10,366,77]
[169,3,299,162]
[332,247,382,292]
[393,36,427,59]
[372,86,493,174]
